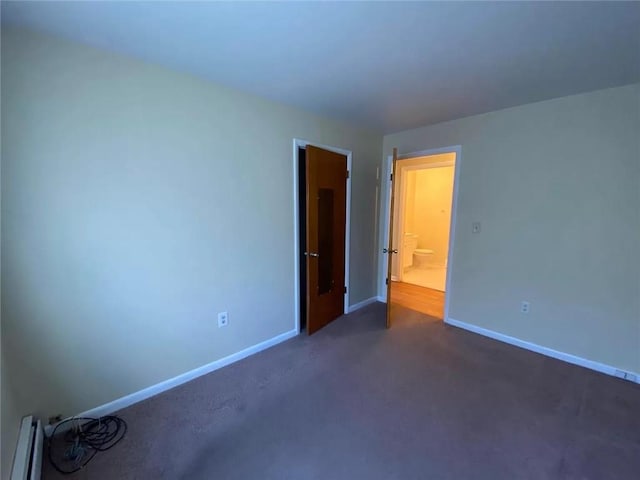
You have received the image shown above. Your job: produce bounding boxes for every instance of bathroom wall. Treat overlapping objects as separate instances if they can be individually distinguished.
[412,166,455,266]
[403,173,417,235]
[380,83,640,375]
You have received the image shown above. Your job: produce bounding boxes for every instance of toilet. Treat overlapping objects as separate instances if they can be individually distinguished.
[402,233,419,269]
[413,248,434,269]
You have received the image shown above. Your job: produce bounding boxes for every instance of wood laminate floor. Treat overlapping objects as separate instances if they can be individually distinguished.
[390,280,445,318]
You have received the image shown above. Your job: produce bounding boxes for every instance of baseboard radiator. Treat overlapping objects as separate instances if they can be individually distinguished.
[11,416,43,480]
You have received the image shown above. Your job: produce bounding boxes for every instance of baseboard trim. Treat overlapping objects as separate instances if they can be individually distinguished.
[347,296,378,313]
[445,317,640,384]
[44,328,298,436]
[376,295,385,303]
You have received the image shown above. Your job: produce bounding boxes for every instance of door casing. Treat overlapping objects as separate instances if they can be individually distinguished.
[293,139,352,334]
[379,145,462,324]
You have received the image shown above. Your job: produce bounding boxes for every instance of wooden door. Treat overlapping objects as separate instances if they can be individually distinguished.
[305,145,348,335]
[385,148,398,328]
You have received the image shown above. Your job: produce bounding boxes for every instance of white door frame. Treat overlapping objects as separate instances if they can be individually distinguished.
[293,139,352,334]
[379,145,462,322]
[393,158,455,282]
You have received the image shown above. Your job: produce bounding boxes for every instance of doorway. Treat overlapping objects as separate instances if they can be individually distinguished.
[294,140,352,335]
[381,147,461,323]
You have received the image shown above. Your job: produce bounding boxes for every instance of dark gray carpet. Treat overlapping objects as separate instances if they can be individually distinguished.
[44,303,640,479]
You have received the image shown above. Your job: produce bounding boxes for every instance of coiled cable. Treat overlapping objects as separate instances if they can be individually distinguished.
[47,415,127,474]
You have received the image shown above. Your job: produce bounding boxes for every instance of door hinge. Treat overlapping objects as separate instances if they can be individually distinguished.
[390,173,393,181]
[386,278,389,285]
[346,170,350,179]
[344,286,347,294]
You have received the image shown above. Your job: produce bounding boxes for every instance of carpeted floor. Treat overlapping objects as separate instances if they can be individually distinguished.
[43,302,640,479]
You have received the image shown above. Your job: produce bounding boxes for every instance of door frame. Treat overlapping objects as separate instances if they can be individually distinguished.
[393,158,456,281]
[293,138,352,334]
[379,145,462,322]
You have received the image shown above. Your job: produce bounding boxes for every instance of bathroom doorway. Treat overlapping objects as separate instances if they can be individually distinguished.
[382,147,459,321]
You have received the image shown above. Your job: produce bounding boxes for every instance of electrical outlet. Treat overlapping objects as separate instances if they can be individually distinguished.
[472,222,481,234]
[217,311,228,328]
[520,301,530,314]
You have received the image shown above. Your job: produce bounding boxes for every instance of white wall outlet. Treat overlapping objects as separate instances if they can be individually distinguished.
[217,311,229,327]
[520,301,530,314]
[472,222,481,234]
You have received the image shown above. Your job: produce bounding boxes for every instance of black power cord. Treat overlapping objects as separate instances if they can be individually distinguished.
[47,416,127,474]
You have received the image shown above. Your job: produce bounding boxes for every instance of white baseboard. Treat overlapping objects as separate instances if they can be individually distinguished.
[347,296,379,313]
[376,295,385,303]
[45,328,298,436]
[446,317,640,384]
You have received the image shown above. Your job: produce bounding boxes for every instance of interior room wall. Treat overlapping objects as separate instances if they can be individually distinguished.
[0,28,383,421]
[1,347,21,480]
[0,130,20,480]
[412,166,455,266]
[380,83,640,375]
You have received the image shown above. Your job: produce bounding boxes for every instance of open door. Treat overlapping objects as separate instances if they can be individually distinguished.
[305,145,348,335]
[385,148,398,328]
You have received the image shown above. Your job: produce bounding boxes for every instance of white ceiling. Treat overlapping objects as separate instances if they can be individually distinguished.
[2,1,639,133]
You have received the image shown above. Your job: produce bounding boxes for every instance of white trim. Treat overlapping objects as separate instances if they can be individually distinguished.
[399,159,455,172]
[396,146,461,160]
[446,317,640,384]
[347,296,379,313]
[376,295,385,303]
[293,139,353,333]
[44,328,298,436]
[444,147,462,323]
[379,145,462,327]
[395,162,408,281]
[293,140,302,334]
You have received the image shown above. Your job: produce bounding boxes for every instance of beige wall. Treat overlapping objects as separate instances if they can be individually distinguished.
[0,28,382,422]
[412,165,455,266]
[403,173,417,235]
[1,347,21,480]
[1,112,20,480]
[381,84,640,374]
